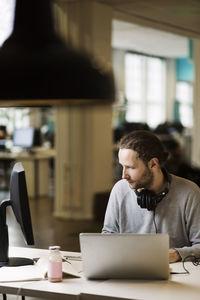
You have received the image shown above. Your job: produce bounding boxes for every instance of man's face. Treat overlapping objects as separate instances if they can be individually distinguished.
[118,148,154,190]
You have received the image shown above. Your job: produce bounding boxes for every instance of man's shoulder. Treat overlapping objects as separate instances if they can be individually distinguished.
[171,173,198,185]
[170,173,200,194]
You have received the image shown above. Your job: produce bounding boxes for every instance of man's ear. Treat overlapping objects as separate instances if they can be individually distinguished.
[148,158,159,169]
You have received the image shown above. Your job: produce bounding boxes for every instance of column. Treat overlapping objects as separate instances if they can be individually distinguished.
[53,0,113,219]
[192,39,200,166]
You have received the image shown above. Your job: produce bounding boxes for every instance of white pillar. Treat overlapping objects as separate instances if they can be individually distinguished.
[192,39,200,166]
[165,58,176,122]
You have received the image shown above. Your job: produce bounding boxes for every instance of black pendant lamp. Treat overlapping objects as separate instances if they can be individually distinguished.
[0,0,115,106]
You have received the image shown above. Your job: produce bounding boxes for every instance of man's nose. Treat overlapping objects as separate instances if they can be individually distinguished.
[122,167,128,179]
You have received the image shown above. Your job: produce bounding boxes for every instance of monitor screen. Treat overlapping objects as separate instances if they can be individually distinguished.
[0,162,35,266]
[13,127,34,148]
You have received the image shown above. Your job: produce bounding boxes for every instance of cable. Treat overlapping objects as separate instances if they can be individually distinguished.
[183,255,200,273]
[153,209,158,233]
[170,255,200,275]
[152,211,200,275]
[152,209,200,276]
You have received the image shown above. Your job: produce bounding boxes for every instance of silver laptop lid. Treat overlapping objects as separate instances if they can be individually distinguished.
[79,233,169,280]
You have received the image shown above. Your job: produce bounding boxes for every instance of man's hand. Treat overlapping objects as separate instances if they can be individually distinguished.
[169,248,181,263]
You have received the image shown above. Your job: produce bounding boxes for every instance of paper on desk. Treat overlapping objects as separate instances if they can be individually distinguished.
[0,256,82,282]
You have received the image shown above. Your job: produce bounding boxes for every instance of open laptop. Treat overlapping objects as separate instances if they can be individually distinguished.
[79,233,169,280]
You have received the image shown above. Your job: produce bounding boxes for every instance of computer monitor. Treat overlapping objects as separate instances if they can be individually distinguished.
[0,125,7,152]
[13,127,34,148]
[0,162,35,267]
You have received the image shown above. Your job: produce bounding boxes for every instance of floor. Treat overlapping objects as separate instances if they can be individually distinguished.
[0,190,104,300]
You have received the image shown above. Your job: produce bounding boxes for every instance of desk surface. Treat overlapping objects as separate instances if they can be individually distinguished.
[4,247,88,300]
[81,263,200,300]
[0,247,200,300]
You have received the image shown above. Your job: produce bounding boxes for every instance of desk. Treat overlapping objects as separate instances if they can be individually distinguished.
[80,263,200,300]
[0,149,56,198]
[0,247,200,300]
[1,247,100,300]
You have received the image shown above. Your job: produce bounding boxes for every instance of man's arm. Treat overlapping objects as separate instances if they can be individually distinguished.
[102,197,119,233]
[102,183,121,233]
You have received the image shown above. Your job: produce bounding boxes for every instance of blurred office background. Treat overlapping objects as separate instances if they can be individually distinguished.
[0,0,200,253]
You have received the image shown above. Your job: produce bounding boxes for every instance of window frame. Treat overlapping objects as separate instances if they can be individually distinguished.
[125,51,166,129]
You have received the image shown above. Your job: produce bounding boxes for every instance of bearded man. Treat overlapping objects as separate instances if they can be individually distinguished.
[102,130,200,263]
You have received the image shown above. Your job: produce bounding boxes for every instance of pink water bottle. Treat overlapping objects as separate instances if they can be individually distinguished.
[48,246,63,282]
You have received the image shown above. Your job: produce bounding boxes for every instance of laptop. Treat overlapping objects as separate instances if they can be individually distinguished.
[79,233,169,280]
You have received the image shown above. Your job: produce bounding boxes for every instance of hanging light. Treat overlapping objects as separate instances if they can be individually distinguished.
[0,0,115,106]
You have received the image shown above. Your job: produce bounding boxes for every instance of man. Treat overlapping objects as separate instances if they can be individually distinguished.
[102,130,200,263]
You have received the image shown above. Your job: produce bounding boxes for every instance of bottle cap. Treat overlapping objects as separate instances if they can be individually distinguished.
[49,245,61,250]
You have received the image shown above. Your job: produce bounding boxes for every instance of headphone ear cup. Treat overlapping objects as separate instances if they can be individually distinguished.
[135,171,169,211]
[136,190,159,211]
[137,192,146,208]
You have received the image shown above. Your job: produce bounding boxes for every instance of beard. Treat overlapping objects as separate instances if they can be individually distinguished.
[128,167,154,190]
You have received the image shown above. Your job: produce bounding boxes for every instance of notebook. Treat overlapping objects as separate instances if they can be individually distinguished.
[79,233,169,280]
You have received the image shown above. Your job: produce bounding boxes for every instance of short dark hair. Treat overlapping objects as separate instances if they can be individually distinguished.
[119,130,168,167]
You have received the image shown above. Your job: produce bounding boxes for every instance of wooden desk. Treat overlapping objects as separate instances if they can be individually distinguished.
[0,247,200,300]
[0,149,56,198]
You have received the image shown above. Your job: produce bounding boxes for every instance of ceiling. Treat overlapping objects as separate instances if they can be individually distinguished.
[112,20,188,58]
[98,0,200,38]
[97,0,200,57]
[1,0,198,57]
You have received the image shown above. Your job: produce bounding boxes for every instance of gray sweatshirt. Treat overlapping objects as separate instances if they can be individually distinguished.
[102,174,200,260]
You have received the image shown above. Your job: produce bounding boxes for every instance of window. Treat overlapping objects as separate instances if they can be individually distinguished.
[176,81,193,128]
[0,108,30,134]
[125,53,166,128]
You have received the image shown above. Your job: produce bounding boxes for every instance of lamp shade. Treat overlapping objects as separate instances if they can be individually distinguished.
[0,0,115,106]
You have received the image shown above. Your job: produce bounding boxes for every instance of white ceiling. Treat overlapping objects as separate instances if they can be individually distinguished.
[112,20,189,58]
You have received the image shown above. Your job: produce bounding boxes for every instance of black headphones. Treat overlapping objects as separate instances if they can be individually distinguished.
[135,169,170,211]
[135,187,169,211]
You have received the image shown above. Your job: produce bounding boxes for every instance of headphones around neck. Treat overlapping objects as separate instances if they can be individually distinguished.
[135,168,170,211]
[135,187,169,211]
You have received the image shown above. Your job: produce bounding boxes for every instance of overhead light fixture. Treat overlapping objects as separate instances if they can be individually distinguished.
[0,0,115,106]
